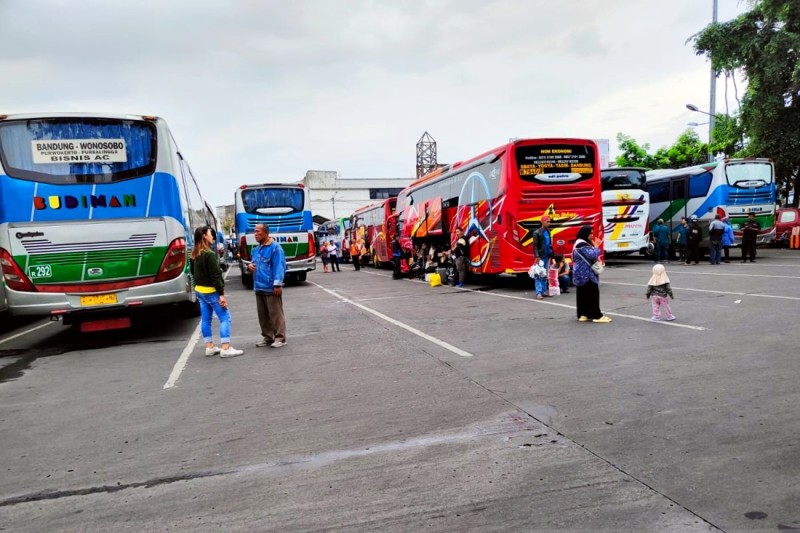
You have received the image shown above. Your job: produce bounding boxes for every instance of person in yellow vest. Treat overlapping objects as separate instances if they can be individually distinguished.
[350,240,361,271]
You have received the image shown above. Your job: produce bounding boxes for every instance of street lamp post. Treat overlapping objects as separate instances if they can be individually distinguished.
[330,192,339,220]
[686,103,717,162]
[710,0,718,144]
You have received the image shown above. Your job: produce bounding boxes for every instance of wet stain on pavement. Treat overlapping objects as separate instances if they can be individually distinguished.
[744,511,768,520]
[0,339,172,384]
[0,347,70,384]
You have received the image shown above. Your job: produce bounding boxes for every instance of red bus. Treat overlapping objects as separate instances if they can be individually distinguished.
[396,138,603,277]
[350,197,400,268]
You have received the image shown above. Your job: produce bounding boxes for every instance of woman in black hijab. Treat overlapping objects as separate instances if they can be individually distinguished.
[572,225,612,323]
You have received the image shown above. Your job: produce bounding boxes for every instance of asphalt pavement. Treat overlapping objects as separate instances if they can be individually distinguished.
[1,249,799,531]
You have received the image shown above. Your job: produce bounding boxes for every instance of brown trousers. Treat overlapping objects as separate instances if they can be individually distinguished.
[255,292,286,343]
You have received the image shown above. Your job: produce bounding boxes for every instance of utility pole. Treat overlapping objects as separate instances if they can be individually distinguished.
[708,0,718,161]
[330,192,338,220]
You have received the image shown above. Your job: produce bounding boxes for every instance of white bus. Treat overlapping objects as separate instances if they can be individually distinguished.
[0,112,217,331]
[646,159,776,248]
[600,167,650,255]
[234,183,316,287]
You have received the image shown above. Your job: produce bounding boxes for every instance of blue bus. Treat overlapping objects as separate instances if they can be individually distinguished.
[234,183,316,287]
[0,112,216,331]
[646,159,776,248]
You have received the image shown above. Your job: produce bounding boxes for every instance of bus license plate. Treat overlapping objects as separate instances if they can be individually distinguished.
[80,293,118,307]
[617,242,629,248]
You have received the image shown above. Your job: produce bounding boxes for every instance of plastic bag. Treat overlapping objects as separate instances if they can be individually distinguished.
[428,272,442,287]
[591,261,605,275]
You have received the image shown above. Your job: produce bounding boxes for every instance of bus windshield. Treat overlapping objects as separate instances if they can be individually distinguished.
[241,187,304,215]
[516,144,596,184]
[0,118,156,184]
[725,161,773,187]
[601,169,646,191]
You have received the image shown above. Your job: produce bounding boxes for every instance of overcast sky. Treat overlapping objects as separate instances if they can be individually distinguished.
[1,0,747,207]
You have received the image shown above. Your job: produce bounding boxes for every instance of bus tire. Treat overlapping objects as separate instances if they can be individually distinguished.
[297,272,307,282]
[242,272,254,290]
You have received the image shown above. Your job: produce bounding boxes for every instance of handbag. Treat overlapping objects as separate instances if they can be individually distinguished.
[575,246,604,275]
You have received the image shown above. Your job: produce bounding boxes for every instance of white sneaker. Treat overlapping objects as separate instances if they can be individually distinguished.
[205,346,221,356]
[651,316,661,321]
[220,347,244,358]
[271,340,287,348]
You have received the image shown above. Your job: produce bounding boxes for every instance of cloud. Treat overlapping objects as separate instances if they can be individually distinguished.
[0,0,749,206]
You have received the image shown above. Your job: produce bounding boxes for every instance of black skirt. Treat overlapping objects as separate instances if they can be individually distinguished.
[576,280,602,320]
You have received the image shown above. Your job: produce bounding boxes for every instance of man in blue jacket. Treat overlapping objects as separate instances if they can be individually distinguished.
[247,224,287,348]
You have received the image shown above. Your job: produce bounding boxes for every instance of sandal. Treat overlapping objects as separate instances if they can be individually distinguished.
[578,316,590,322]
[592,315,613,323]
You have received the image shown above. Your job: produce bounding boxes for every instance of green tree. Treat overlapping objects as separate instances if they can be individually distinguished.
[707,114,745,158]
[692,0,800,205]
[615,133,656,168]
[615,131,708,169]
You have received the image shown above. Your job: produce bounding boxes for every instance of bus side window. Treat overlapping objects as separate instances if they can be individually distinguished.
[649,182,669,203]
[689,172,712,198]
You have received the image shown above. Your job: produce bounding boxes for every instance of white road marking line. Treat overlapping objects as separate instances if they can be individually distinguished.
[356,295,416,302]
[164,269,230,390]
[0,321,56,345]
[164,322,201,390]
[311,282,474,357]
[451,286,707,331]
[605,281,800,301]
[323,271,706,330]
[619,267,800,279]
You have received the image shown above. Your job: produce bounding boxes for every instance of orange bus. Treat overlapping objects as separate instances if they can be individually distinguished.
[396,138,603,277]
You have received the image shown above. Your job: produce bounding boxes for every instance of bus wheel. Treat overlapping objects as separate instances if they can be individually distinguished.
[297,272,307,282]
[242,272,254,290]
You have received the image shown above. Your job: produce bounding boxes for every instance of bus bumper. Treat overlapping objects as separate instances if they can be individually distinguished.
[5,274,193,317]
[286,256,316,273]
[757,228,776,244]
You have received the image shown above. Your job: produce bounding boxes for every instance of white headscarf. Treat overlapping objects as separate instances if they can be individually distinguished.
[648,263,670,286]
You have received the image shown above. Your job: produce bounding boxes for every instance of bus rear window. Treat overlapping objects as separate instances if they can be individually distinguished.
[242,188,304,215]
[516,144,596,184]
[601,169,646,190]
[0,118,156,184]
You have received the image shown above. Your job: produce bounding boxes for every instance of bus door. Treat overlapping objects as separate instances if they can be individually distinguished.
[671,178,687,230]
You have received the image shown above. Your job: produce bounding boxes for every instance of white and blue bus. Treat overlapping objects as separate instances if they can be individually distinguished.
[646,158,776,248]
[600,167,650,255]
[234,183,316,287]
[0,112,216,331]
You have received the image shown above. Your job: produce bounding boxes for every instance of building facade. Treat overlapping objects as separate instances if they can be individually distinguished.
[303,170,414,222]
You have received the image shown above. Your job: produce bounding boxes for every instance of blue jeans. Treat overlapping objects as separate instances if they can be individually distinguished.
[709,241,722,264]
[654,242,669,262]
[535,278,548,296]
[197,291,231,343]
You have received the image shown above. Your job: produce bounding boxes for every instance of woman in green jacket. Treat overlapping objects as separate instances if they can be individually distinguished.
[191,226,243,358]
